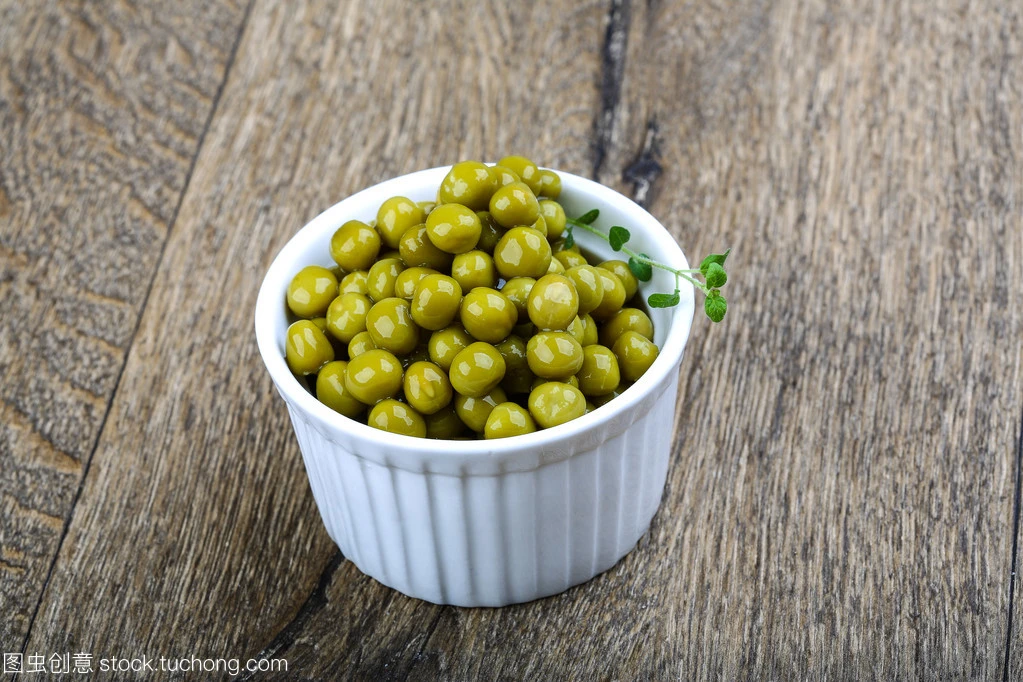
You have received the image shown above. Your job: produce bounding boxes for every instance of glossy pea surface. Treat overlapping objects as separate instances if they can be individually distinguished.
[285,320,335,375]
[344,348,403,404]
[316,361,366,418]
[286,265,338,318]
[449,342,506,398]
[493,226,551,279]
[460,287,517,343]
[366,298,420,355]
[368,399,427,437]
[330,220,381,272]
[528,382,587,429]
[485,402,537,439]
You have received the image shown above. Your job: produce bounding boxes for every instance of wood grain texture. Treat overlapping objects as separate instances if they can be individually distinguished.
[22,0,607,670]
[596,0,1023,678]
[244,0,1021,679]
[0,0,247,652]
[9,0,1022,679]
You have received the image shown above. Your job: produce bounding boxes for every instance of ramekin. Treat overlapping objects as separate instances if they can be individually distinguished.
[255,167,695,607]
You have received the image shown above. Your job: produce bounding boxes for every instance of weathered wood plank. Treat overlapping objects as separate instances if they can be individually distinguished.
[23,0,607,668]
[0,0,248,652]
[253,0,1023,679]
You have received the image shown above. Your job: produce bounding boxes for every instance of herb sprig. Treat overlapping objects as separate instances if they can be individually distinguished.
[564,210,731,322]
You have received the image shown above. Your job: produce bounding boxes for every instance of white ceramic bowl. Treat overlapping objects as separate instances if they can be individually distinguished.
[255,167,695,607]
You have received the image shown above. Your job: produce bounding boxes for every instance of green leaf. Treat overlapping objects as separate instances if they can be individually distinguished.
[704,290,727,322]
[705,262,727,288]
[628,255,652,282]
[576,209,599,224]
[608,226,630,251]
[648,290,681,308]
[699,248,732,276]
[563,229,574,248]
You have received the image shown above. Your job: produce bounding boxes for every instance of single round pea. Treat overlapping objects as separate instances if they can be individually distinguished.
[366,257,405,302]
[439,161,499,210]
[546,256,565,274]
[493,226,552,279]
[394,267,440,299]
[344,348,403,404]
[451,250,498,291]
[399,224,454,270]
[475,211,505,253]
[527,274,579,331]
[449,342,506,397]
[576,345,621,397]
[425,405,467,439]
[348,330,376,358]
[489,165,521,187]
[316,361,366,418]
[555,250,588,270]
[366,297,420,355]
[427,325,473,372]
[403,361,454,415]
[489,182,540,229]
[376,196,425,249]
[330,220,381,272]
[485,402,538,439]
[500,277,535,322]
[538,170,562,199]
[528,382,587,429]
[454,387,508,433]
[411,274,462,331]
[599,260,639,301]
[599,307,654,348]
[497,156,542,194]
[565,264,604,315]
[287,265,338,318]
[526,331,584,379]
[286,320,335,375]
[578,313,599,346]
[613,331,659,382]
[426,203,482,254]
[591,267,627,320]
[459,287,517,343]
[368,399,427,438]
[537,200,566,241]
[326,292,371,343]
[339,270,370,296]
[418,200,436,215]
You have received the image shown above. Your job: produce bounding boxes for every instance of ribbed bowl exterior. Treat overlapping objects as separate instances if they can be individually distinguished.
[256,167,695,607]
[282,368,679,607]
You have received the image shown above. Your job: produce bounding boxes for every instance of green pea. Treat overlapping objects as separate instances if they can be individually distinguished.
[285,320,335,376]
[527,382,587,429]
[287,265,338,318]
[485,402,538,439]
[368,399,427,437]
[316,361,366,418]
[330,220,381,272]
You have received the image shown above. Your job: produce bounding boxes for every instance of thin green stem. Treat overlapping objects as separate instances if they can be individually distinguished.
[566,217,708,293]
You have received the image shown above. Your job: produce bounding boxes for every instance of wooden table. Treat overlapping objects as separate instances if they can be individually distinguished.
[2,0,1020,678]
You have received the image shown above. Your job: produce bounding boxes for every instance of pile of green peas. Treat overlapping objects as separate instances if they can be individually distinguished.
[283,156,660,439]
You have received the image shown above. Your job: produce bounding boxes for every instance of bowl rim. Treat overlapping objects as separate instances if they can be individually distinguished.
[255,166,695,466]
